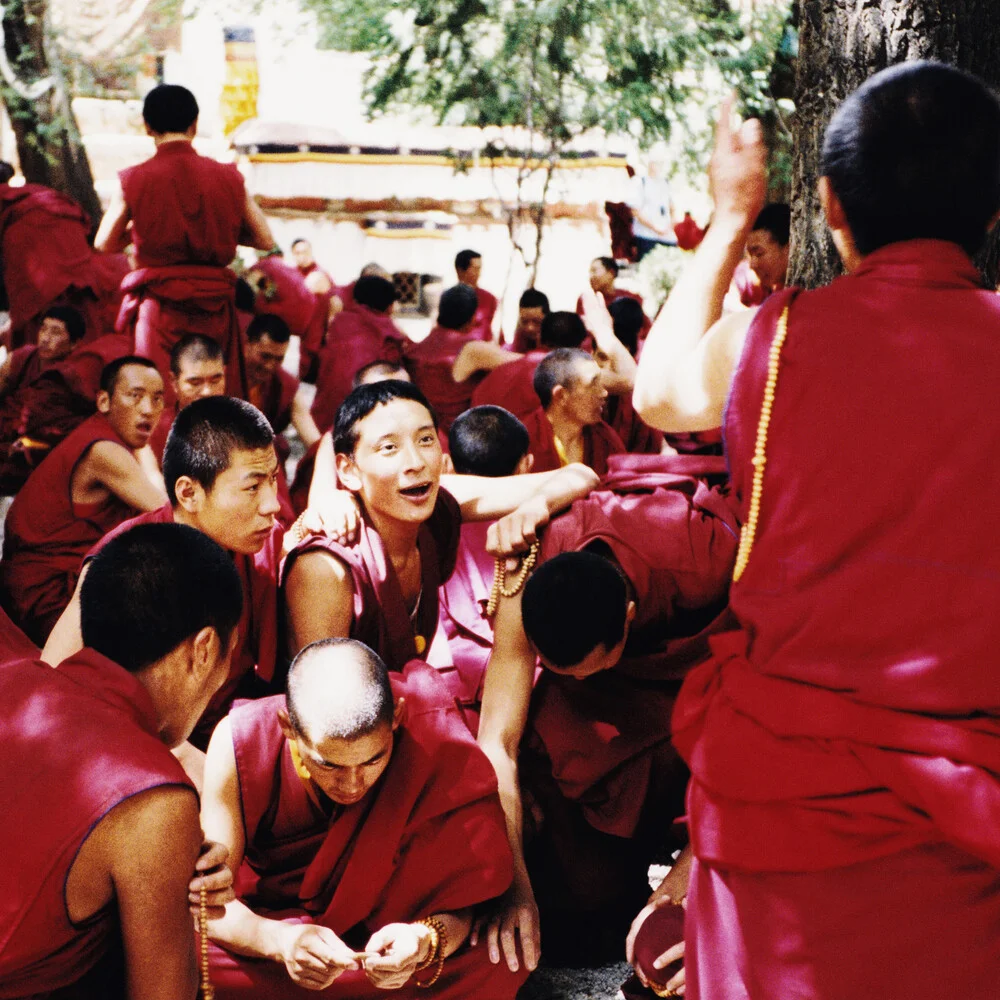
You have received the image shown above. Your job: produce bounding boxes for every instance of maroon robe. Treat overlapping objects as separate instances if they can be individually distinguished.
[0,648,193,998]
[295,261,336,380]
[469,350,546,417]
[521,405,625,476]
[281,490,461,674]
[310,303,407,433]
[148,404,175,464]
[91,505,282,748]
[1,344,44,399]
[403,326,482,433]
[674,242,1000,998]
[207,660,523,999]
[249,366,299,526]
[469,285,498,342]
[247,258,323,348]
[605,392,664,455]
[0,413,143,645]
[663,426,724,457]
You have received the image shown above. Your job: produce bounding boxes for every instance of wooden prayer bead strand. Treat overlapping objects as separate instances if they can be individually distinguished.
[413,916,447,988]
[732,303,790,583]
[485,541,540,618]
[199,885,215,1000]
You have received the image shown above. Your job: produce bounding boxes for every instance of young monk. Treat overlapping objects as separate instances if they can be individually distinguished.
[505,287,549,353]
[148,333,227,462]
[638,66,1000,999]
[454,248,498,341]
[201,637,526,999]
[0,305,86,401]
[476,454,739,970]
[95,83,275,399]
[42,395,284,752]
[0,521,243,998]
[0,356,167,644]
[521,348,625,476]
[283,380,598,682]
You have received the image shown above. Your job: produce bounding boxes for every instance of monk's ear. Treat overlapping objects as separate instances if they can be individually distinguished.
[173,474,205,513]
[550,384,568,408]
[189,625,220,682]
[335,452,362,493]
[96,390,112,415]
[517,453,535,475]
[440,452,455,475]
[277,708,296,741]
[391,696,406,731]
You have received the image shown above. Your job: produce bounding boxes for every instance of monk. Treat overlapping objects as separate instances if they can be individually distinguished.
[638,66,1000,999]
[521,348,625,476]
[283,379,598,687]
[290,237,338,380]
[0,356,167,644]
[311,274,406,434]
[0,305,86,401]
[455,248,498,341]
[95,83,276,400]
[577,256,651,339]
[744,202,790,299]
[404,284,517,433]
[0,521,243,997]
[149,333,228,463]
[505,287,548,353]
[42,395,284,752]
[476,454,739,969]
[200,637,525,999]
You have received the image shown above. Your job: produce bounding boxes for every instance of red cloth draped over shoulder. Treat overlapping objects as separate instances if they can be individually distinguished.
[469,286,498,341]
[403,326,481,433]
[521,405,625,476]
[0,607,38,664]
[0,649,192,998]
[529,457,740,838]
[310,303,407,433]
[281,490,461,672]
[0,413,142,646]
[91,504,282,748]
[470,350,546,417]
[209,660,522,1000]
[247,258,322,345]
[674,242,1000,875]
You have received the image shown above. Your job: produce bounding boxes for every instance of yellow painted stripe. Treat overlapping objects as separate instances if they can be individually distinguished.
[362,228,452,239]
[244,151,627,169]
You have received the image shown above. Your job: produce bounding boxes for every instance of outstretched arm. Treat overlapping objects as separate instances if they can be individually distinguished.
[452,340,519,384]
[95,183,132,253]
[632,97,766,433]
[290,389,322,449]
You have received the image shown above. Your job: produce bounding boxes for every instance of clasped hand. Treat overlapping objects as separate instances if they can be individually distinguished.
[487,495,549,556]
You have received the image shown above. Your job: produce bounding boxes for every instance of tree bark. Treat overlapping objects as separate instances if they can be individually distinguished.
[789,0,1000,289]
[1,0,102,228]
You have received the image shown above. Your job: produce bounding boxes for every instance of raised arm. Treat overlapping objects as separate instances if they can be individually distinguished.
[452,340,518,384]
[95,183,132,253]
[578,286,639,387]
[632,97,766,433]
[291,388,322,449]
[239,192,277,252]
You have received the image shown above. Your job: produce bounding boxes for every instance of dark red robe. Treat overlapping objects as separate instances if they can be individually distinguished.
[469,350,545,417]
[91,504,282,749]
[0,413,143,645]
[295,261,336,381]
[0,648,193,998]
[310,303,407,433]
[249,366,299,526]
[605,392,664,456]
[469,286,498,342]
[148,404,175,464]
[207,660,524,999]
[403,326,481,433]
[675,241,1000,998]
[247,258,324,349]
[521,405,625,477]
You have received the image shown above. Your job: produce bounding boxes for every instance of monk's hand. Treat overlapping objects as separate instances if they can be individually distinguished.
[187,840,234,920]
[279,924,362,990]
[294,491,361,550]
[579,286,614,341]
[709,93,767,233]
[487,495,550,556]
[471,879,540,974]
[360,922,428,989]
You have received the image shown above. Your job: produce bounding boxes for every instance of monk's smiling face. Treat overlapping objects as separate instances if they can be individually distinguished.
[337,398,443,525]
[99,362,165,450]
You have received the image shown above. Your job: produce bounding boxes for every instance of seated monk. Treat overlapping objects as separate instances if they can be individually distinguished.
[454,248,498,341]
[95,84,276,401]
[0,521,243,997]
[0,356,167,645]
[42,395,284,753]
[404,284,519,434]
[504,287,548,353]
[311,274,406,434]
[282,380,598,693]
[0,305,85,402]
[201,637,526,999]
[522,348,626,476]
[149,332,228,463]
[475,455,739,968]
[577,256,651,340]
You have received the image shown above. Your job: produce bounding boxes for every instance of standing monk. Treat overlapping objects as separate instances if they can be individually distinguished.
[0,522,243,998]
[455,249,498,341]
[639,66,1000,1000]
[95,83,276,401]
[290,236,338,380]
[0,356,167,644]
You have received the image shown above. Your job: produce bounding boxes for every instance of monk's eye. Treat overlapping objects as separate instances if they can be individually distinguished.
[419,435,435,446]
[379,443,397,455]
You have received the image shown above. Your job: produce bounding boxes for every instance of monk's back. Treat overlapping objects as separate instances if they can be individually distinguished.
[121,142,244,268]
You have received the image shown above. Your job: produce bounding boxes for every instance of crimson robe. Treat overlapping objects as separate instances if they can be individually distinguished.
[310,303,407,433]
[605,392,664,455]
[1,344,43,399]
[247,258,323,348]
[91,504,282,749]
[469,285,498,342]
[674,241,1000,998]
[0,413,143,645]
[148,404,175,464]
[663,426,724,457]
[295,261,336,381]
[207,660,524,999]
[0,648,193,998]
[249,366,299,527]
[521,405,625,476]
[469,350,546,417]
[403,326,482,433]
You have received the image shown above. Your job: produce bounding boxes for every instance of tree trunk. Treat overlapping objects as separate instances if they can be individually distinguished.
[788,0,1000,289]
[1,0,102,228]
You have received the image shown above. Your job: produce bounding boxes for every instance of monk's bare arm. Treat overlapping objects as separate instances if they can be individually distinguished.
[284,550,355,656]
[579,286,639,385]
[84,440,169,511]
[307,431,336,508]
[291,389,322,449]
[41,566,87,665]
[239,192,277,251]
[451,340,518,384]
[94,184,132,254]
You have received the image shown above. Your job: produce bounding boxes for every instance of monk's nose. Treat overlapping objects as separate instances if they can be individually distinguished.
[259,481,282,517]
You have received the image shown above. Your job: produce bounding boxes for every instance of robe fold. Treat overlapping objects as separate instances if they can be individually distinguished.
[403,326,481,433]
[310,304,407,433]
[0,648,193,998]
[521,405,625,476]
[674,241,1000,997]
[281,490,461,676]
[247,258,323,348]
[0,414,142,645]
[469,349,546,417]
[90,505,282,748]
[208,660,523,999]
[605,392,665,455]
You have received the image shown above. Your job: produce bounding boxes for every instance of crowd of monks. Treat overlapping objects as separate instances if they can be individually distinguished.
[4,58,1000,1000]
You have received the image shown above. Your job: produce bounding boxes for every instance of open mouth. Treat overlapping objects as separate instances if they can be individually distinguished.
[135,422,152,435]
[399,482,433,501]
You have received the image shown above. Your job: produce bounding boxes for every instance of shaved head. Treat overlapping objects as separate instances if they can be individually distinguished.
[286,638,394,743]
